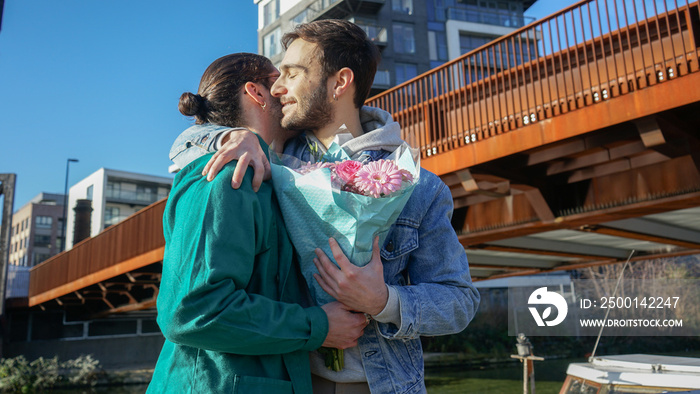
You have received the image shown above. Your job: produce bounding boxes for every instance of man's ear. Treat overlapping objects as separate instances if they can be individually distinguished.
[332,67,355,99]
[243,82,266,108]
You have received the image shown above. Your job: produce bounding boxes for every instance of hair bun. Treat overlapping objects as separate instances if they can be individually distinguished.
[178,92,206,117]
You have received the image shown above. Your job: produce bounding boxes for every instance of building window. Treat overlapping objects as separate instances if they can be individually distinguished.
[34,253,51,265]
[34,234,52,248]
[263,27,282,58]
[354,21,387,45]
[428,30,448,62]
[393,23,416,54]
[428,0,447,22]
[86,185,93,201]
[395,63,418,85]
[36,216,53,229]
[263,0,280,26]
[104,207,121,227]
[292,9,310,25]
[88,319,137,337]
[141,319,161,334]
[392,0,413,14]
[136,185,156,202]
[373,70,391,86]
[106,181,121,199]
[459,34,493,56]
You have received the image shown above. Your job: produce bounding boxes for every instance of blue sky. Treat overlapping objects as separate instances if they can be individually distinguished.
[0,0,572,208]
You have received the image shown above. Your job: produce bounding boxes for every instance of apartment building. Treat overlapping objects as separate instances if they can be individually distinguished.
[8,192,65,268]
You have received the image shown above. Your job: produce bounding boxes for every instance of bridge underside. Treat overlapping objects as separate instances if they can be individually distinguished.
[446,99,700,279]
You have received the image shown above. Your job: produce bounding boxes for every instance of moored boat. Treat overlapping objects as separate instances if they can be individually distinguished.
[560,354,700,394]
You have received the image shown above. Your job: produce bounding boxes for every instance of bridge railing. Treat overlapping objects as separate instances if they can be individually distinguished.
[28,199,167,303]
[366,0,700,161]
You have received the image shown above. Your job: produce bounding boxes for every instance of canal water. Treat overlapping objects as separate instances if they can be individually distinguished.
[425,357,577,394]
[59,357,577,393]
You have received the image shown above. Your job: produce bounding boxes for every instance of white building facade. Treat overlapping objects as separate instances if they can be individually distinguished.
[65,168,172,250]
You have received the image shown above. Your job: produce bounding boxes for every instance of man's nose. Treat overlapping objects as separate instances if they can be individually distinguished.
[270,79,285,97]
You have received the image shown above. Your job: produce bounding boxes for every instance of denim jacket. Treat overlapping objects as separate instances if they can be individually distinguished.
[169,112,480,394]
[169,124,240,172]
[286,134,480,393]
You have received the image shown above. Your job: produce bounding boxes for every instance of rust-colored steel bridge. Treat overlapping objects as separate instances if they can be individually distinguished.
[26,0,700,318]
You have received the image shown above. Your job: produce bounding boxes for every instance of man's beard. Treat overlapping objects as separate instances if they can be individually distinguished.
[281,80,333,131]
[268,96,284,126]
[266,97,298,150]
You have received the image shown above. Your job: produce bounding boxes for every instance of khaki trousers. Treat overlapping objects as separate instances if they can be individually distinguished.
[311,374,371,394]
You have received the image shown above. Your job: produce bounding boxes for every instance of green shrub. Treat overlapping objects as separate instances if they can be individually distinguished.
[0,354,101,393]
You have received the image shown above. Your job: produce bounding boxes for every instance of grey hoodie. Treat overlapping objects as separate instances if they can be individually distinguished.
[300,106,406,160]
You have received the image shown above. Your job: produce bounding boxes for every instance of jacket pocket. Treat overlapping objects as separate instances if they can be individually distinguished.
[233,375,293,394]
[380,224,419,260]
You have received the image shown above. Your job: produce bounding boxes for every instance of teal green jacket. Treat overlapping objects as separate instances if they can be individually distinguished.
[148,139,328,394]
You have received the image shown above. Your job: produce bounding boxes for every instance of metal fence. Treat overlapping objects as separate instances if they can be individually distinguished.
[366,0,700,160]
[28,199,166,302]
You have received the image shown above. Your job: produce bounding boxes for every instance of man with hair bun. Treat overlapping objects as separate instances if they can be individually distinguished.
[148,52,368,394]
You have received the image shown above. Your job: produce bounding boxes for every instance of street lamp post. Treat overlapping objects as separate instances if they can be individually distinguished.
[61,158,79,252]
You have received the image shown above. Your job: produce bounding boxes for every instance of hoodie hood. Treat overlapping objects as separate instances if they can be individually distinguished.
[305,106,404,159]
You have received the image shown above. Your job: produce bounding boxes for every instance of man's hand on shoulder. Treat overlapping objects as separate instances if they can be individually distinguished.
[202,128,271,192]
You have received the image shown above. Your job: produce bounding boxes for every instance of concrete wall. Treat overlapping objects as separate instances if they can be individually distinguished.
[5,334,165,371]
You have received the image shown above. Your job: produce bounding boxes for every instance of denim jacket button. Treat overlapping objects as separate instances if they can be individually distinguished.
[386,241,394,252]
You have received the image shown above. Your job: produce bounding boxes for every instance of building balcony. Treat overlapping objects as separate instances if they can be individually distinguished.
[316,0,385,20]
[105,190,169,205]
[446,7,535,29]
[354,0,385,15]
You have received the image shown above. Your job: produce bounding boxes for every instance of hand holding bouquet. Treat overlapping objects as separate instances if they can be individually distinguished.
[270,140,419,371]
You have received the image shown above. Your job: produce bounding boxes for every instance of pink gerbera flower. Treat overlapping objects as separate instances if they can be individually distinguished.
[354,159,404,198]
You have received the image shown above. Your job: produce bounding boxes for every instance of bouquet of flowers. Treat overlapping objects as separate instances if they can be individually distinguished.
[270,139,419,371]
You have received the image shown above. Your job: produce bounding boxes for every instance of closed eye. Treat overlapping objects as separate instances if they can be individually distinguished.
[280,63,306,81]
